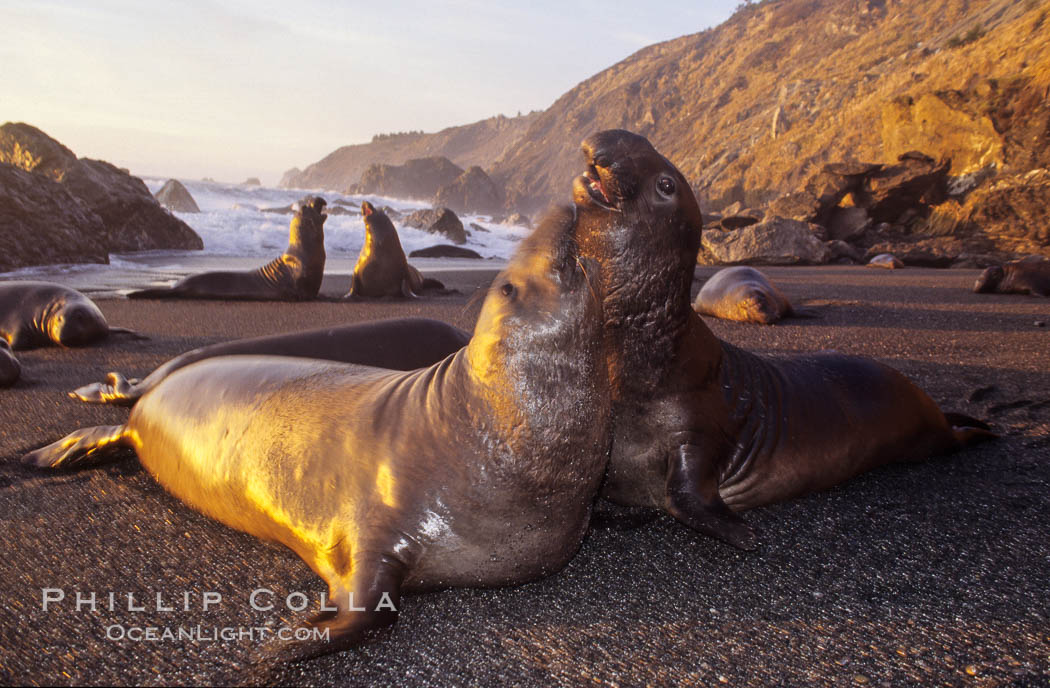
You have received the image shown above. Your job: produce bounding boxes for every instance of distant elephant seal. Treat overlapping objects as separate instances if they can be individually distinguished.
[693,266,798,324]
[973,257,1050,296]
[346,202,443,298]
[24,204,611,660]
[71,318,470,406]
[0,281,141,350]
[572,129,994,550]
[867,253,904,269]
[128,197,327,301]
[0,339,19,387]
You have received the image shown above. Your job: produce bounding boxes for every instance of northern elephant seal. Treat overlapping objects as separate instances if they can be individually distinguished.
[572,129,994,550]
[24,204,610,659]
[0,281,141,350]
[70,318,470,406]
[0,339,19,386]
[693,266,800,324]
[867,253,905,269]
[127,197,327,301]
[974,257,1050,296]
[346,202,444,299]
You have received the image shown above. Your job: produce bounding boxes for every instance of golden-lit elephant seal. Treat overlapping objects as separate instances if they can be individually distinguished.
[693,266,797,324]
[345,201,443,298]
[571,129,994,550]
[974,257,1050,296]
[24,205,610,660]
[127,197,327,301]
[0,281,141,349]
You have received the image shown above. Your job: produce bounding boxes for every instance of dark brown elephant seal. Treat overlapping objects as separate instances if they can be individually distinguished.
[693,266,799,324]
[0,339,19,387]
[70,317,470,406]
[346,202,443,299]
[0,281,141,349]
[974,257,1050,296]
[23,205,611,660]
[127,197,327,301]
[572,129,994,550]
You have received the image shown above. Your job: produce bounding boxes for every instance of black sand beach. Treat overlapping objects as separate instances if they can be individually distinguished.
[1,266,1048,686]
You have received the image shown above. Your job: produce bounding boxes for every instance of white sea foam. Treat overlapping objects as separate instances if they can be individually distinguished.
[143,178,528,261]
[1,178,524,291]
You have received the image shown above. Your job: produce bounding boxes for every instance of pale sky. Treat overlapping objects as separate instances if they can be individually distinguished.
[2,1,739,185]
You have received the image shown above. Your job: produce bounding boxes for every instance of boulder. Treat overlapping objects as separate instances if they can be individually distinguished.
[0,164,110,271]
[0,123,203,253]
[434,166,504,216]
[700,217,831,265]
[409,245,483,259]
[856,153,949,224]
[825,240,864,264]
[826,206,870,242]
[403,207,467,245]
[964,168,1050,256]
[767,191,821,223]
[503,212,531,228]
[863,238,965,268]
[154,179,200,213]
[350,157,464,200]
[242,177,261,186]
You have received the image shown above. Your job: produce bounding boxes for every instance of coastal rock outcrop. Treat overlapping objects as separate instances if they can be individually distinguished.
[154,179,200,213]
[0,123,203,253]
[403,207,467,245]
[0,164,109,271]
[433,166,503,215]
[350,157,464,200]
[409,245,483,259]
[699,217,830,266]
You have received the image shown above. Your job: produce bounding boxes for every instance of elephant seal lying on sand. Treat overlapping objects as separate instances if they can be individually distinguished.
[571,129,994,550]
[24,203,611,660]
[0,281,141,349]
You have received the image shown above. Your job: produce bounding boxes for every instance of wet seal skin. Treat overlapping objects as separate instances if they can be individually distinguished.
[23,205,611,662]
[571,129,995,551]
[974,256,1050,297]
[693,266,807,324]
[345,201,445,299]
[0,338,20,386]
[70,318,470,406]
[0,281,143,350]
[127,197,328,301]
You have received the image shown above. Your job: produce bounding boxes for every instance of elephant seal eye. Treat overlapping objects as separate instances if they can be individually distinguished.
[500,283,516,298]
[657,177,676,196]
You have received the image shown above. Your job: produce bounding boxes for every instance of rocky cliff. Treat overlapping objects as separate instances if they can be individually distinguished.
[281,113,540,191]
[0,123,204,255]
[288,0,1049,231]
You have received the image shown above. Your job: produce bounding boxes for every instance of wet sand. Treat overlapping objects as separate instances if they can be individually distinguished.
[1,266,1048,686]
